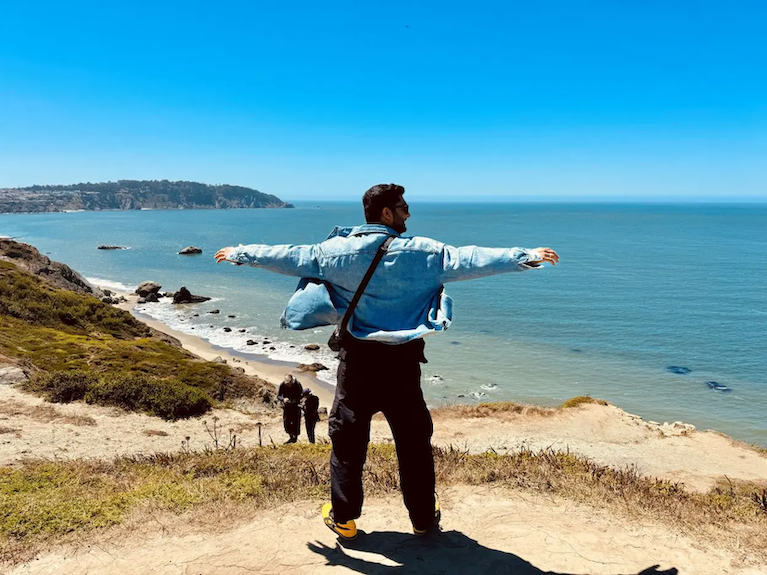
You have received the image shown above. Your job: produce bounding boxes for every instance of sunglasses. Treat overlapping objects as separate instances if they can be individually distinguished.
[393,202,410,214]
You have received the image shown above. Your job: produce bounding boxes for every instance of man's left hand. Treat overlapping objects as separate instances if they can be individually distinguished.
[215,247,240,264]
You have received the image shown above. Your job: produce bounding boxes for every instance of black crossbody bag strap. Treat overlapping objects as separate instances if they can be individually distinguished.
[328,235,395,350]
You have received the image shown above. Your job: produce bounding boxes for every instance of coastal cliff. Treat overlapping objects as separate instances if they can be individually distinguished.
[0,180,294,213]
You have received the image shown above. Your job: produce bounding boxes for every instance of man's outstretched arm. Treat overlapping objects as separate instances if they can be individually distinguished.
[215,244,322,278]
[438,244,559,283]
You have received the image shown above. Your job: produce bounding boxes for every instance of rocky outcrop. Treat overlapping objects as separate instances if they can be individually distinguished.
[178,246,202,255]
[135,282,162,297]
[0,180,294,213]
[0,364,26,385]
[0,239,104,299]
[172,286,211,304]
[296,362,329,372]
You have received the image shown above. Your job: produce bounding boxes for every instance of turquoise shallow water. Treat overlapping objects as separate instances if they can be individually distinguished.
[2,202,765,445]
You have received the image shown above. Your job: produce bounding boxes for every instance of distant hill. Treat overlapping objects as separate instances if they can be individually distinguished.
[0,180,294,213]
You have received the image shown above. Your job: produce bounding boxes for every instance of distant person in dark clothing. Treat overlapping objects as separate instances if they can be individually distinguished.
[277,375,303,443]
[301,388,320,444]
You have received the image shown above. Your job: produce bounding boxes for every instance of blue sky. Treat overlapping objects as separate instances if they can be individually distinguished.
[1,1,765,201]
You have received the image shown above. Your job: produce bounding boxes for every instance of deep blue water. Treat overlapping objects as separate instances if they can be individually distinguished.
[2,202,765,445]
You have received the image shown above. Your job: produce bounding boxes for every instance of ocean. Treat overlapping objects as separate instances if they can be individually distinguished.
[1,202,765,446]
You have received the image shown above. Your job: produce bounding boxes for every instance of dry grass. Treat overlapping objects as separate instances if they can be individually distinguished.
[0,399,96,426]
[431,398,610,420]
[142,429,169,437]
[2,443,765,567]
[560,395,609,408]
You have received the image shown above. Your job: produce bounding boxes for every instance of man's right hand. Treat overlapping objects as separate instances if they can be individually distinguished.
[529,247,559,266]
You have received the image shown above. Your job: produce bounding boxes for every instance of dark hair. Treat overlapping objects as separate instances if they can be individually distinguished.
[362,183,405,223]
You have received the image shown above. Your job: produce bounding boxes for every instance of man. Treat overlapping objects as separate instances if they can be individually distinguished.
[215,183,559,540]
[277,374,303,443]
[301,388,320,444]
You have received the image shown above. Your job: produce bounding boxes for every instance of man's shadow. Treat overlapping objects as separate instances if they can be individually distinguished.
[307,529,678,575]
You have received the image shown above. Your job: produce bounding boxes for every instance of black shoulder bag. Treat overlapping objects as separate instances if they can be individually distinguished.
[327,235,395,351]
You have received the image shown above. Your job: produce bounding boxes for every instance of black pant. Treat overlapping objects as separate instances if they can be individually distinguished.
[305,415,318,443]
[283,404,301,438]
[328,338,435,530]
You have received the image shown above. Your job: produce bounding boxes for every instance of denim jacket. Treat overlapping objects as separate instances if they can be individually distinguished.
[229,224,541,344]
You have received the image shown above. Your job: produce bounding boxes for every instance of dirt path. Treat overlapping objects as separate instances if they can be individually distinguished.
[6,485,761,575]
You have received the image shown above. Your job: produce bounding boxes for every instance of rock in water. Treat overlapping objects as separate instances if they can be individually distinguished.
[178,246,202,255]
[667,366,692,375]
[172,286,211,304]
[705,381,731,393]
[97,245,127,250]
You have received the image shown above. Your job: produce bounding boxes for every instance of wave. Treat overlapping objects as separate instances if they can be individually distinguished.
[86,277,137,292]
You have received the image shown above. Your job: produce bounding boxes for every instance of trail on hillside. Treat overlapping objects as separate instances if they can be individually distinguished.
[7,485,759,575]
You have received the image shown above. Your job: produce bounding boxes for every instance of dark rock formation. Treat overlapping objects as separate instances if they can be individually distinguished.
[0,239,104,299]
[144,292,160,303]
[705,381,731,393]
[667,366,692,375]
[223,327,232,332]
[208,309,220,314]
[135,281,161,297]
[304,344,320,351]
[178,246,202,255]
[172,286,211,304]
[246,340,256,346]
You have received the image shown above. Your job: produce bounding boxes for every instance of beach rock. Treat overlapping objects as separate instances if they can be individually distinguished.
[172,287,211,304]
[208,309,220,314]
[103,289,113,296]
[178,246,202,255]
[667,366,692,375]
[0,365,26,385]
[212,356,227,364]
[246,340,257,346]
[304,344,320,351]
[163,292,174,298]
[137,297,147,304]
[97,245,126,250]
[101,296,116,304]
[193,313,199,317]
[296,362,329,372]
[263,340,271,344]
[144,292,160,303]
[135,281,161,297]
[223,327,232,332]
[239,329,246,333]
[228,315,236,318]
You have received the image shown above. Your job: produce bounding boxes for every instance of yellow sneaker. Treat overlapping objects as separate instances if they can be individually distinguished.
[322,503,357,541]
[413,496,441,535]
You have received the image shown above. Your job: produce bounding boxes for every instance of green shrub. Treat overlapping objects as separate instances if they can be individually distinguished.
[85,373,212,420]
[24,370,99,403]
